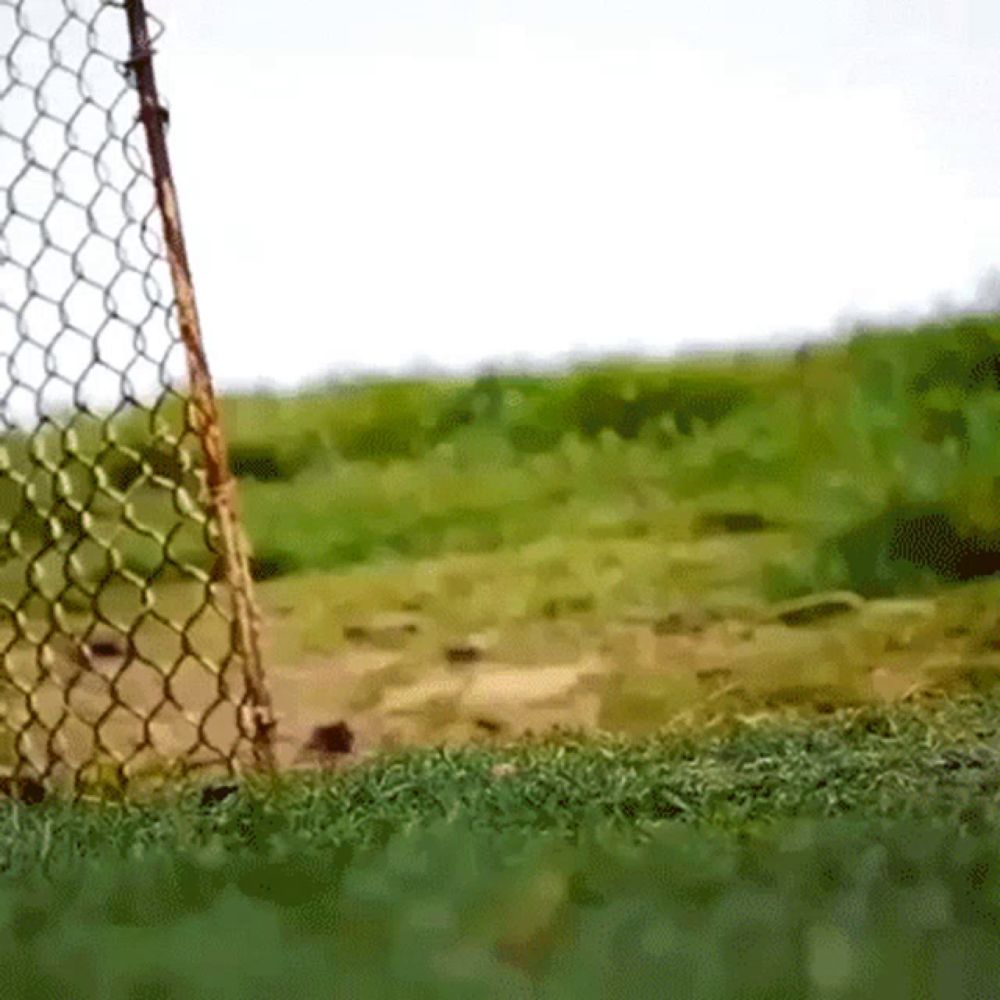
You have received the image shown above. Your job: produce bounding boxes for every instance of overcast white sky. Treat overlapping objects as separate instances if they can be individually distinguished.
[151,0,1000,390]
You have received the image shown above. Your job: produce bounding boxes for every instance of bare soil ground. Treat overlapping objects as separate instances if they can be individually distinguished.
[261,582,1000,771]
[4,532,1000,784]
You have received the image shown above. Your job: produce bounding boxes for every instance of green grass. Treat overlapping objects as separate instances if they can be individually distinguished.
[224,315,1000,599]
[9,816,1000,998]
[3,693,997,860]
[0,695,1000,996]
[5,314,1000,601]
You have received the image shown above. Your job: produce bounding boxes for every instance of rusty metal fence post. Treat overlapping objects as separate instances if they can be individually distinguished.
[122,0,276,772]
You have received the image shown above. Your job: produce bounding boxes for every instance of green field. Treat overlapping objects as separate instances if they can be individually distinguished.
[8,314,1000,596]
[3,315,1000,993]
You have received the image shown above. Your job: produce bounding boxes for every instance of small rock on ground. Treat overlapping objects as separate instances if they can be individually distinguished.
[772,591,864,626]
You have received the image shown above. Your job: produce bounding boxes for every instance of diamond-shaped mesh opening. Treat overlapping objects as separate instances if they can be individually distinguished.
[50,714,97,771]
[0,0,270,796]
[94,701,143,757]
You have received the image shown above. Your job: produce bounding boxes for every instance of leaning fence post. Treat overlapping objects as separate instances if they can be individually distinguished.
[123,0,276,772]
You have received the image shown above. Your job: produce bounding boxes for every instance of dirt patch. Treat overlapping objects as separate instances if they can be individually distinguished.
[265,649,397,768]
[2,578,992,781]
[380,671,466,714]
[460,663,599,711]
[258,592,997,761]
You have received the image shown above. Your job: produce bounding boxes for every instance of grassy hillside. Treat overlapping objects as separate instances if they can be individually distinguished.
[6,314,1000,599]
[223,315,1000,598]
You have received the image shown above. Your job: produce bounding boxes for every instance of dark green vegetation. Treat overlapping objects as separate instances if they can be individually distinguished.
[178,315,1000,596]
[1,696,1000,997]
[5,314,1000,599]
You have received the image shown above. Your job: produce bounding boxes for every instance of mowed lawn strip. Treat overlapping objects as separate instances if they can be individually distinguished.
[1,693,998,869]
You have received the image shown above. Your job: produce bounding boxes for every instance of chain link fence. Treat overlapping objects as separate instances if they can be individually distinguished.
[0,0,275,797]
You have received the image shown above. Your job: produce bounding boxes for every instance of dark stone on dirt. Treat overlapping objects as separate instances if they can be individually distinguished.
[0,777,45,805]
[541,595,594,619]
[696,667,733,682]
[199,783,238,808]
[343,615,420,644]
[653,610,709,635]
[446,644,482,665]
[695,511,775,535]
[654,615,693,634]
[88,639,122,658]
[84,633,127,659]
[304,721,355,756]
[772,591,864,626]
[474,717,502,733]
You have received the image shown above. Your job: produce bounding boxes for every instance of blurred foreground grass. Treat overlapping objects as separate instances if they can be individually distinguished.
[1,695,1000,997]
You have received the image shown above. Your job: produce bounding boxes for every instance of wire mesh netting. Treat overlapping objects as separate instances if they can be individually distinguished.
[0,0,271,796]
